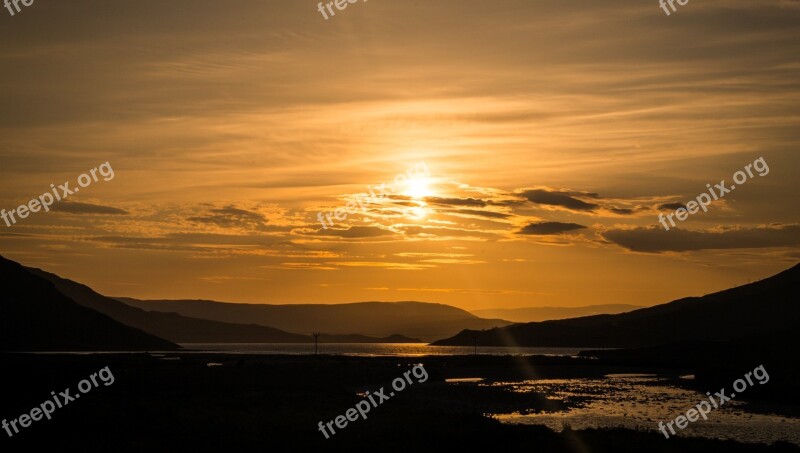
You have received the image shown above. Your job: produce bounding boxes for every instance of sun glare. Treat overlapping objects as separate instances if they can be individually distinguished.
[404,177,433,199]
[408,205,428,220]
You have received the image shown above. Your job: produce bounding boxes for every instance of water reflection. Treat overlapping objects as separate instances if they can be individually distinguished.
[482,375,800,445]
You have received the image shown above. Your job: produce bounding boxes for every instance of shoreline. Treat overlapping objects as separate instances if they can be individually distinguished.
[2,353,797,452]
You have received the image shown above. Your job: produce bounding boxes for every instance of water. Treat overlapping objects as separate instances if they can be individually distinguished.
[179,343,587,357]
[484,374,800,445]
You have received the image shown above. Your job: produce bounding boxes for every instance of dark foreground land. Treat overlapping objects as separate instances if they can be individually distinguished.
[1,353,798,453]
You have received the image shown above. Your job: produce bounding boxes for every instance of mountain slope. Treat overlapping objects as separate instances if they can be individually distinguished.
[27,267,420,343]
[117,298,512,341]
[0,255,176,351]
[433,263,800,348]
[471,304,642,323]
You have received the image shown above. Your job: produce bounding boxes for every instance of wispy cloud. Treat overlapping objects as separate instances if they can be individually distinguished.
[51,201,129,215]
[518,222,588,236]
[603,224,800,253]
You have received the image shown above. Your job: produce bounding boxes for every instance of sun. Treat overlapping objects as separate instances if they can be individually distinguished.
[404,177,433,199]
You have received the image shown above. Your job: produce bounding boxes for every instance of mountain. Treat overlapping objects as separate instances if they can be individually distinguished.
[433,263,800,348]
[28,267,420,344]
[0,255,176,351]
[316,333,421,343]
[578,326,800,368]
[117,298,512,342]
[470,304,642,323]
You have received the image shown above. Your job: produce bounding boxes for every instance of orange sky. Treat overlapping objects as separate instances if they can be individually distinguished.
[0,0,798,310]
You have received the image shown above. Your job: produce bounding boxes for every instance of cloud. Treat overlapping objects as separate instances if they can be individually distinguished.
[658,202,687,211]
[314,226,395,238]
[51,202,128,215]
[519,189,599,212]
[444,209,512,219]
[424,197,489,207]
[515,188,662,218]
[603,224,800,253]
[389,200,423,207]
[188,205,267,229]
[518,221,587,235]
[266,263,337,271]
[418,258,486,264]
[199,275,270,284]
[609,207,637,215]
[329,261,436,270]
[395,252,473,258]
[400,225,498,239]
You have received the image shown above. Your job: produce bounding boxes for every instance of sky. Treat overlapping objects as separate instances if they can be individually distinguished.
[0,0,798,311]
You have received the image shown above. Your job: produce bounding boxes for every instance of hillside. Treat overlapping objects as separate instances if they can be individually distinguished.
[471,304,642,323]
[0,255,176,351]
[28,267,420,344]
[118,298,512,341]
[433,263,800,348]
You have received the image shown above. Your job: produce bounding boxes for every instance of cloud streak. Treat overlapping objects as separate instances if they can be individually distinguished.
[518,222,588,236]
[603,224,800,253]
[51,202,129,215]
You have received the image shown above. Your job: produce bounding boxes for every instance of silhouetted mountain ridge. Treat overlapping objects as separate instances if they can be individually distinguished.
[433,263,800,348]
[117,298,512,341]
[0,255,176,351]
[27,267,421,343]
[470,304,642,323]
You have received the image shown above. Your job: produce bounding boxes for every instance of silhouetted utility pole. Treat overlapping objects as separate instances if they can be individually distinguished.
[312,332,320,355]
[471,332,478,355]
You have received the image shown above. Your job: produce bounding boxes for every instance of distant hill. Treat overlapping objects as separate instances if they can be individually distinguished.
[471,304,642,323]
[0,255,176,351]
[433,263,800,348]
[316,333,421,343]
[117,298,512,342]
[28,267,421,344]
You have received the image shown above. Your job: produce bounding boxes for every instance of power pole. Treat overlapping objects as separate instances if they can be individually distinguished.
[312,332,320,355]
